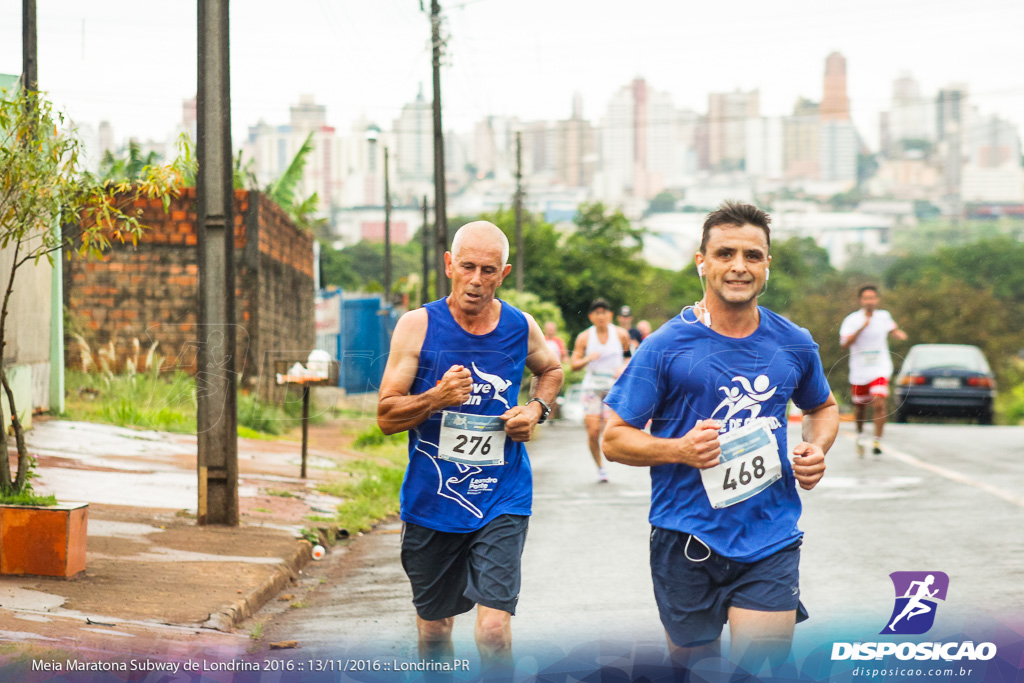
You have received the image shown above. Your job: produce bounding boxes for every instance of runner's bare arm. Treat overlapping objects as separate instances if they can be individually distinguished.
[615,326,632,375]
[377,309,473,435]
[501,314,564,442]
[791,392,839,490]
[569,329,593,371]
[840,312,872,349]
[603,410,721,469]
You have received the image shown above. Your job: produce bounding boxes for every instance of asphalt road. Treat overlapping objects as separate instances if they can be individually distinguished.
[257,419,1024,663]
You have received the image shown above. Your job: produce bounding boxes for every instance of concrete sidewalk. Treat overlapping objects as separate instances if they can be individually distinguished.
[0,419,347,658]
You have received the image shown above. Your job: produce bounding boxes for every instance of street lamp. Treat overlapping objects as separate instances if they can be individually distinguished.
[365,126,391,301]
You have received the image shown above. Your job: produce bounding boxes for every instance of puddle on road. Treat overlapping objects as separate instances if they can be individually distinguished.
[0,587,66,612]
[817,475,922,500]
[88,520,165,539]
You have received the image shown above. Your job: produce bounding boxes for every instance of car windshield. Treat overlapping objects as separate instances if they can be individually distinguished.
[908,346,989,373]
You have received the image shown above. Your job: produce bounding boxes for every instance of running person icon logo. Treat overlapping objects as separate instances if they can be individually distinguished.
[881,571,950,635]
[710,374,779,424]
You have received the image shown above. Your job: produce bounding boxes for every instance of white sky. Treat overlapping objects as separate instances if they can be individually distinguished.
[1,0,1022,151]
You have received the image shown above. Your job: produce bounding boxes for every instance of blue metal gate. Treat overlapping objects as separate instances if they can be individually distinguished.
[316,291,397,395]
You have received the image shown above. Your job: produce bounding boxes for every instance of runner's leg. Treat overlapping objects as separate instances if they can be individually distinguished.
[728,607,796,675]
[417,616,455,660]
[871,393,887,439]
[475,605,513,668]
[584,414,603,468]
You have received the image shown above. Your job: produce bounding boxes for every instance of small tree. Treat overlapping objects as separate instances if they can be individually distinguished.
[0,88,182,497]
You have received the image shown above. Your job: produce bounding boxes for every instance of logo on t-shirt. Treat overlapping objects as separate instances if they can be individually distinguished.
[711,374,782,430]
[467,363,513,409]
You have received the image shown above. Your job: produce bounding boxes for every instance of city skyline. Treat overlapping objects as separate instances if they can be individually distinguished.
[1,0,1022,152]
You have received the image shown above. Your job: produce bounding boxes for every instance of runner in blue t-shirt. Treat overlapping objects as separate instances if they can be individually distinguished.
[377,221,563,669]
[603,202,839,674]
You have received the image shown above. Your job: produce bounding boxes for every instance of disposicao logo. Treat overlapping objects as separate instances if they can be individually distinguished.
[881,571,949,635]
[831,570,997,663]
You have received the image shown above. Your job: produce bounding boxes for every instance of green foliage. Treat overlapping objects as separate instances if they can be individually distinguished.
[265,131,325,231]
[318,459,405,532]
[319,237,424,294]
[0,490,59,506]
[497,290,565,331]
[237,393,288,435]
[758,237,836,314]
[0,88,182,495]
[98,140,160,182]
[352,425,405,449]
[648,191,679,213]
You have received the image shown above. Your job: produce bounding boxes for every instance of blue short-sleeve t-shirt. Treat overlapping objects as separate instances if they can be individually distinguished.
[604,306,831,562]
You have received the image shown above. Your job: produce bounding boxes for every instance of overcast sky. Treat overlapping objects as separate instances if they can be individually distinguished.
[1,0,1022,151]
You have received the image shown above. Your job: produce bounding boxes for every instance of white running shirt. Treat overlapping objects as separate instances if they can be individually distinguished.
[582,325,625,391]
[840,309,897,385]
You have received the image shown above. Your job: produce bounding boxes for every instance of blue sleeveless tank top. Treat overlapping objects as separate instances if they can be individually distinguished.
[401,297,532,532]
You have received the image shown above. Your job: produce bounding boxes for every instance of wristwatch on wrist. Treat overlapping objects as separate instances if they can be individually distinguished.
[526,397,551,424]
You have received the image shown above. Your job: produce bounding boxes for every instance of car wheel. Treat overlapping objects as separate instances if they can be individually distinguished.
[894,409,908,424]
[979,410,994,425]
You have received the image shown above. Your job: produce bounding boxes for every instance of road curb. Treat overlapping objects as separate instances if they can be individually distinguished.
[202,540,313,632]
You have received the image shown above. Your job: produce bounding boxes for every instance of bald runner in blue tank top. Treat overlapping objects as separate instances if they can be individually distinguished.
[604,306,832,562]
[403,298,532,533]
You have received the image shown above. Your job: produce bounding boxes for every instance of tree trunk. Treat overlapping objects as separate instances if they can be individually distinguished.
[0,359,10,492]
[0,240,23,493]
[0,371,28,492]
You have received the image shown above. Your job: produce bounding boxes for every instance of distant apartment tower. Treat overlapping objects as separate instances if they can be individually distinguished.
[708,89,759,171]
[554,95,597,188]
[471,115,518,183]
[818,53,857,184]
[889,73,933,147]
[598,78,681,200]
[784,98,820,180]
[393,87,434,202]
[243,94,343,221]
[746,116,785,179]
[820,52,850,120]
[936,85,968,141]
[967,114,1020,168]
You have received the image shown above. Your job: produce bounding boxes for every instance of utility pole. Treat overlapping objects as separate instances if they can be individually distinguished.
[21,0,36,94]
[196,0,238,526]
[514,130,524,291]
[430,0,448,295]
[383,146,392,302]
[421,195,431,306]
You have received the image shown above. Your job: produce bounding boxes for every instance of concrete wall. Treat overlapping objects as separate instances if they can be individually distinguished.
[0,237,54,428]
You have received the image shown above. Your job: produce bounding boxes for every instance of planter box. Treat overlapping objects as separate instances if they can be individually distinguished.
[0,502,88,578]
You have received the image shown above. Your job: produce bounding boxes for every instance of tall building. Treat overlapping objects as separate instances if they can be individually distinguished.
[889,74,933,146]
[553,95,597,189]
[818,53,857,185]
[967,113,1020,168]
[821,52,850,120]
[784,98,820,180]
[935,84,969,199]
[242,95,343,222]
[936,85,968,142]
[746,116,784,180]
[392,87,433,202]
[597,78,687,200]
[708,89,759,171]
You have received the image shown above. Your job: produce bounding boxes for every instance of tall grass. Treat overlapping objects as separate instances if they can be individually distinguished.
[317,425,407,532]
[65,370,289,435]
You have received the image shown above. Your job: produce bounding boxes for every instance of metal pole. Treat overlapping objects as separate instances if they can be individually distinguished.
[384,146,392,302]
[421,195,430,305]
[300,385,310,479]
[430,0,448,296]
[196,0,238,526]
[515,131,524,291]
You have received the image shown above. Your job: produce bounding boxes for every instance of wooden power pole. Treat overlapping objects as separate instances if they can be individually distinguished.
[421,195,431,306]
[383,146,392,302]
[196,0,238,526]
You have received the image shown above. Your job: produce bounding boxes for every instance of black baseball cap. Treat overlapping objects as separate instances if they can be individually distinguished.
[589,298,611,313]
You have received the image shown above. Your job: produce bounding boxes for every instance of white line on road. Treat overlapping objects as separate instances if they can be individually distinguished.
[843,433,1024,509]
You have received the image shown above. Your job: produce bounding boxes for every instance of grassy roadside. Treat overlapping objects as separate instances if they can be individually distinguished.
[313,425,407,533]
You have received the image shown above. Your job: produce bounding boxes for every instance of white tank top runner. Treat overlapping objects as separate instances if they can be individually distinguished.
[583,325,624,390]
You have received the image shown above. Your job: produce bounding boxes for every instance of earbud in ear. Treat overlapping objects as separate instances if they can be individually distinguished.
[697,263,705,277]
[765,268,770,282]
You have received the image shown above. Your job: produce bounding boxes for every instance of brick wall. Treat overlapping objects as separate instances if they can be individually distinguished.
[65,188,315,400]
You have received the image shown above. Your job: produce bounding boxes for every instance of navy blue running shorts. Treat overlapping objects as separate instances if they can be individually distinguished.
[650,526,809,648]
[401,514,529,622]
